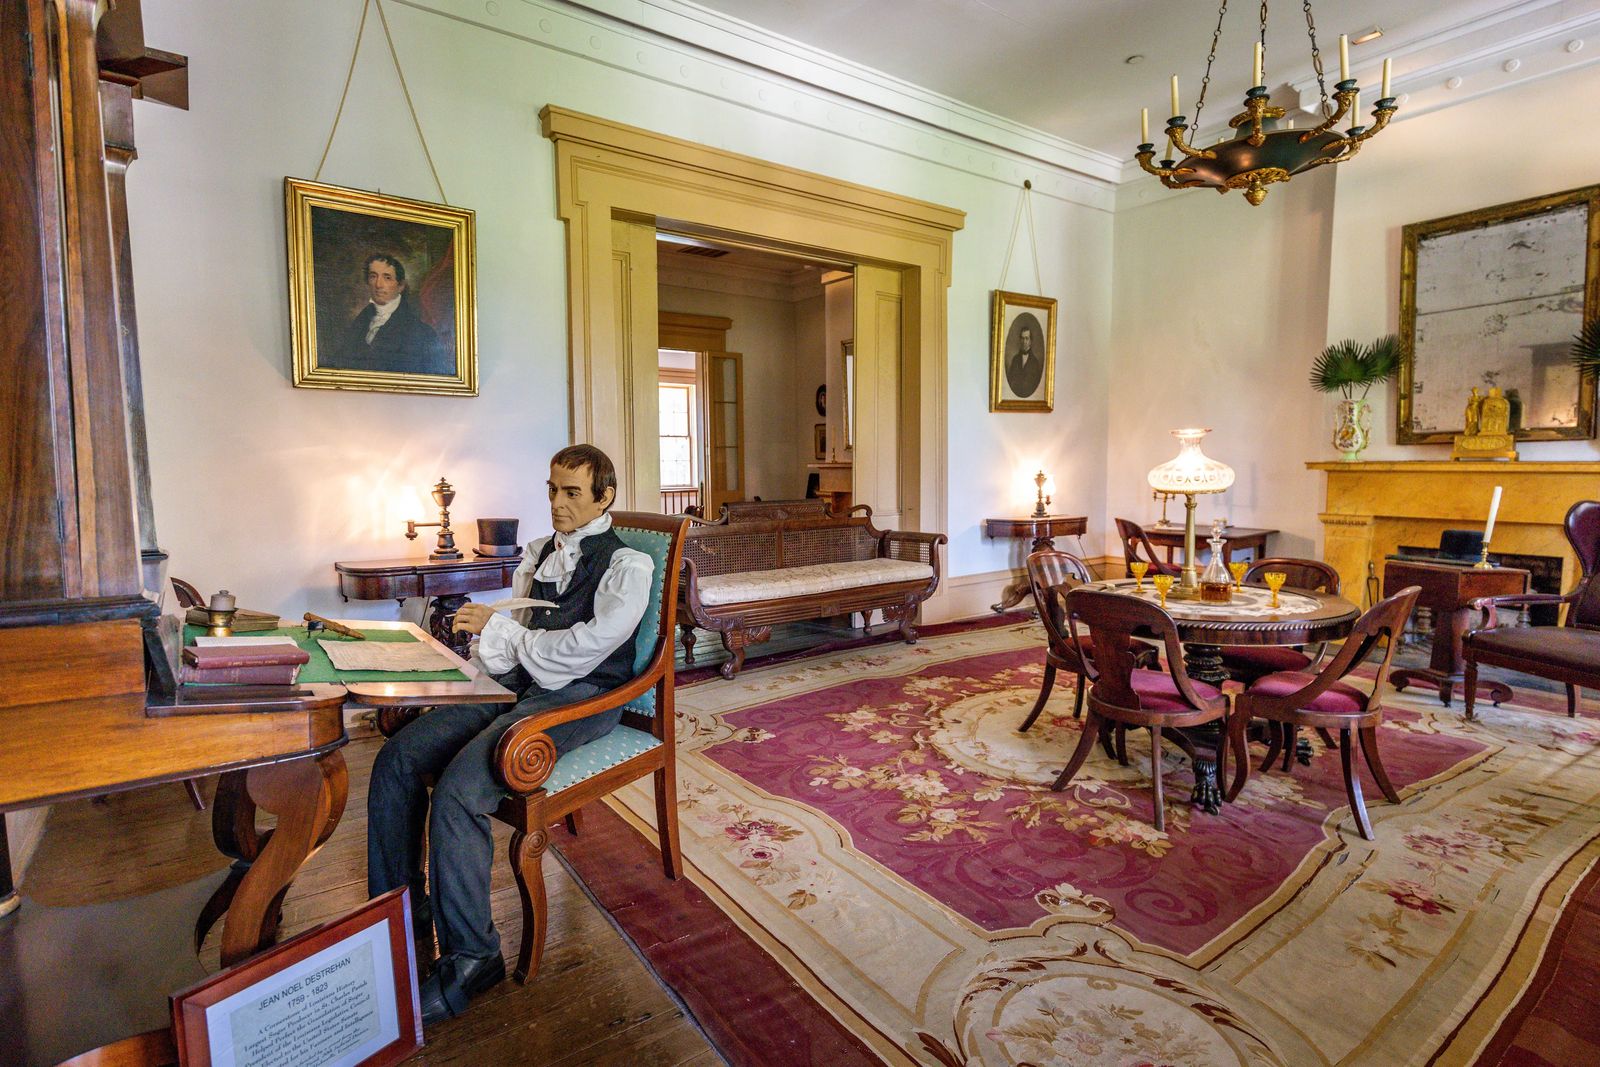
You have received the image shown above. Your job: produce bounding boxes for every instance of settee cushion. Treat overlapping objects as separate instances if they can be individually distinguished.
[696,558,934,607]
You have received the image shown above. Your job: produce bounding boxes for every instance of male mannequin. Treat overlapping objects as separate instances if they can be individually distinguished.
[367,444,651,1023]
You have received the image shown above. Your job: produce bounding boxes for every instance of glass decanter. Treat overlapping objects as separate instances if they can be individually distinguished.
[1199,521,1233,603]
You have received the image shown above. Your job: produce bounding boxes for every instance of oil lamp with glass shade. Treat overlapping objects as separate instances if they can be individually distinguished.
[1146,429,1235,599]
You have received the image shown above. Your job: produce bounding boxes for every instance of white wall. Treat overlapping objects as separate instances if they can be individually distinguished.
[127,0,1115,622]
[1326,62,1600,462]
[657,283,806,500]
[1108,61,1600,560]
[1109,169,1335,559]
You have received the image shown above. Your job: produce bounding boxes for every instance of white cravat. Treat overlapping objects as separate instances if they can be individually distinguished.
[531,512,613,594]
[364,294,402,344]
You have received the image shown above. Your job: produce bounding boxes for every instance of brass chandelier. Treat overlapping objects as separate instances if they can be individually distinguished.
[1136,0,1396,206]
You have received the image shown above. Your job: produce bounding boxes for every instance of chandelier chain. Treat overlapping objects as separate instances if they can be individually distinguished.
[1303,0,1331,118]
[1191,0,1230,142]
[1259,0,1268,84]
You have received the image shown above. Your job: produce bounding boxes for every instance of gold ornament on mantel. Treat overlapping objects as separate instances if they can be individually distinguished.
[1452,386,1519,461]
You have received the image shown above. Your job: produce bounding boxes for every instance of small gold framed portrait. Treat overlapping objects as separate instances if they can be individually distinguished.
[990,290,1057,412]
[285,178,477,396]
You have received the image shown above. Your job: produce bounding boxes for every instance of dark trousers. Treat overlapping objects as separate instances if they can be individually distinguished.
[367,680,616,958]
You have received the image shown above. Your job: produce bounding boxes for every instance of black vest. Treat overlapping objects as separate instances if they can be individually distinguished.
[518,526,640,692]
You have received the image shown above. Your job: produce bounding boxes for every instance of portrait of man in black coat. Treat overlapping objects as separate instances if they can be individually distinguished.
[1004,315,1045,400]
[322,252,454,376]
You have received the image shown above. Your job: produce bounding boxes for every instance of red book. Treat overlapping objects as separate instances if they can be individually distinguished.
[179,663,302,685]
[183,645,310,669]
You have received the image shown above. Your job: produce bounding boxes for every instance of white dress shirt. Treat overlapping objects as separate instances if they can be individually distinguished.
[475,512,653,690]
[364,294,403,344]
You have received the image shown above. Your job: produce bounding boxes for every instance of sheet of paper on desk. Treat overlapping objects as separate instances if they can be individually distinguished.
[193,636,301,648]
[318,639,458,673]
[485,597,556,612]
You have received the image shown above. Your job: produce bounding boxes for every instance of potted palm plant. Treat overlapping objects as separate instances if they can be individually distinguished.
[1572,316,1600,379]
[1310,334,1400,461]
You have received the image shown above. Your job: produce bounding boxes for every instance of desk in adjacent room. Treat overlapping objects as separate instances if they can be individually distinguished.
[335,554,522,654]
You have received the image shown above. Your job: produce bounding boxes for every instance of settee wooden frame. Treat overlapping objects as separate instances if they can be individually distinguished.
[678,504,945,678]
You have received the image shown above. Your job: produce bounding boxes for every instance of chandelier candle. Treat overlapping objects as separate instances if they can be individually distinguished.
[1137,2,1396,206]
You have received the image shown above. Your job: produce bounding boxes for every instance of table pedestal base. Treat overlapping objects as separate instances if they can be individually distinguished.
[1392,666,1513,709]
[428,594,473,657]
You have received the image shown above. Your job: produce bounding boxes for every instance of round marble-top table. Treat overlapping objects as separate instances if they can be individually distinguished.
[1077,578,1361,812]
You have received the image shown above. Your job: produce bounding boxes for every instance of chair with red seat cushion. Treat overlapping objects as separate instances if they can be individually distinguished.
[1464,500,1600,721]
[1229,585,1420,840]
[1115,518,1181,578]
[1219,558,1342,684]
[1018,549,1156,732]
[1056,587,1242,831]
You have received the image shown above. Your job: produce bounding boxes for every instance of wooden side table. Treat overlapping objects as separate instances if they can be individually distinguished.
[1383,559,1529,707]
[335,554,521,655]
[983,515,1089,612]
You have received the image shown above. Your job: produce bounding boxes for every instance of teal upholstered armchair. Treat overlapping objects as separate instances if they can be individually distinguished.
[489,511,688,982]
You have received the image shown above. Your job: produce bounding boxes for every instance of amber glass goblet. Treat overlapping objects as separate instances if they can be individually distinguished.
[1228,560,1247,589]
[1152,573,1174,609]
[1264,571,1287,609]
[1130,560,1149,591]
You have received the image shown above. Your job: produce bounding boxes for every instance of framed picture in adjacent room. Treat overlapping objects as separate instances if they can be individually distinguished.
[990,290,1057,412]
[286,178,478,396]
[1398,184,1599,443]
[813,422,827,460]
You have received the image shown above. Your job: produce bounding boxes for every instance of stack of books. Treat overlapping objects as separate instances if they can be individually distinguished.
[181,641,310,685]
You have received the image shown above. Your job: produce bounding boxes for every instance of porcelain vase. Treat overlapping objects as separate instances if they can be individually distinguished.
[1332,398,1371,461]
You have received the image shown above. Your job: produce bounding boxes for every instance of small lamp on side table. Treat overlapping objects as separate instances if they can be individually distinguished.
[1146,428,1234,599]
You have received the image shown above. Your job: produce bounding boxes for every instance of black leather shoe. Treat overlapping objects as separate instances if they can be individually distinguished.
[419,952,506,1025]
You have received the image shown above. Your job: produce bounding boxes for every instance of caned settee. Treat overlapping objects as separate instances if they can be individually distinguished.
[678,501,945,678]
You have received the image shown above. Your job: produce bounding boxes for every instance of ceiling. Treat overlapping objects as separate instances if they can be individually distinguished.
[681,0,1521,156]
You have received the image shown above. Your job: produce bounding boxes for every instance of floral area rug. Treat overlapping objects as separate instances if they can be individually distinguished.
[600,620,1600,1066]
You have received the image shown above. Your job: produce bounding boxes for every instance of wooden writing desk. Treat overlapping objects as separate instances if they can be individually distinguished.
[336,554,521,655]
[1383,558,1529,707]
[1145,525,1277,567]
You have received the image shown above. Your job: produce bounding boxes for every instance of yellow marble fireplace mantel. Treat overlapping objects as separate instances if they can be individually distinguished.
[1307,460,1599,598]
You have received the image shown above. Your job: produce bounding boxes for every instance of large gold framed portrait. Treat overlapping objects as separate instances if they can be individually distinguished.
[990,290,1057,412]
[286,178,478,396]
[1397,184,1599,444]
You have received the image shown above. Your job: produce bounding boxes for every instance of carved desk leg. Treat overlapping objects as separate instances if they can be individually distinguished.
[198,751,349,966]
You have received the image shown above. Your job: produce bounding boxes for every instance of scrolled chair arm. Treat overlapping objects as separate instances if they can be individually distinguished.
[1470,592,1575,630]
[496,727,558,793]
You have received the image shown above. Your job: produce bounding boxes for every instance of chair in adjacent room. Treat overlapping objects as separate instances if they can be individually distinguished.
[1463,500,1600,720]
[1228,585,1420,840]
[487,511,688,982]
[1055,588,1240,831]
[1018,549,1156,732]
[1114,517,1181,578]
[1219,558,1343,684]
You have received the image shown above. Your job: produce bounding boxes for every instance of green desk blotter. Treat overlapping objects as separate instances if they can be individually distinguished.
[181,625,468,684]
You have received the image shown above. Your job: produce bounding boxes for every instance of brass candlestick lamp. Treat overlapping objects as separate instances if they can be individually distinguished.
[405,477,464,561]
[1146,429,1235,600]
[1031,469,1053,519]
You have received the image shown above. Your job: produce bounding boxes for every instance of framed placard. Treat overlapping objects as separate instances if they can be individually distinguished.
[171,888,422,1067]
[1398,184,1600,443]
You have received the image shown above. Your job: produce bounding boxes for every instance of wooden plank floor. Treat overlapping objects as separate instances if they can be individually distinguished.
[18,731,720,1066]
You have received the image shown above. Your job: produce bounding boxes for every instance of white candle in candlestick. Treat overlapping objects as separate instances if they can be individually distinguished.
[1253,42,1263,87]
[1350,90,1361,124]
[1141,107,1149,143]
[1484,486,1503,543]
[1381,57,1392,99]
[1171,75,1180,117]
[1339,34,1350,80]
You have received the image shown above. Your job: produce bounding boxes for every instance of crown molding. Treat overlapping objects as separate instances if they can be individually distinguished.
[657,250,822,303]
[394,0,1118,210]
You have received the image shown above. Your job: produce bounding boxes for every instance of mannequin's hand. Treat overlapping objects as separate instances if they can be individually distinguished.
[451,603,495,635]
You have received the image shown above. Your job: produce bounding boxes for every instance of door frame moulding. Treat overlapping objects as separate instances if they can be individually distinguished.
[543,105,963,554]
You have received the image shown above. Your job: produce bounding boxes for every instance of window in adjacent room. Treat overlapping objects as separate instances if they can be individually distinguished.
[658,377,698,489]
